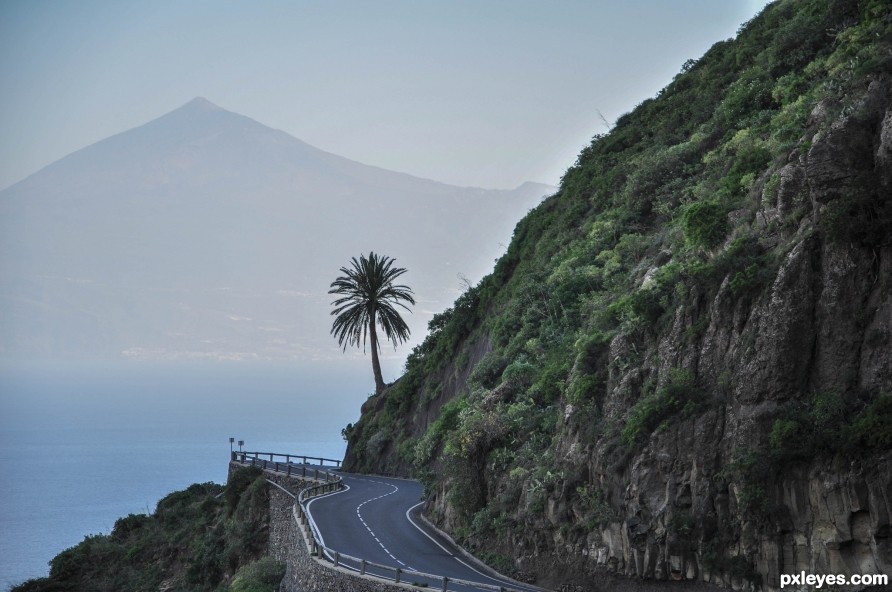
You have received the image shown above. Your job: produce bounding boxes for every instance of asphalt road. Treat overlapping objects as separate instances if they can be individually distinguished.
[305,471,545,592]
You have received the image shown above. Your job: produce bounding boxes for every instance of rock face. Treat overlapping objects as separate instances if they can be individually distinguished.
[500,81,892,591]
[495,82,891,590]
[344,4,892,590]
[348,27,892,590]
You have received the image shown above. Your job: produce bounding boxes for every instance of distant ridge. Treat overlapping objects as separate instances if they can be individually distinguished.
[0,98,554,361]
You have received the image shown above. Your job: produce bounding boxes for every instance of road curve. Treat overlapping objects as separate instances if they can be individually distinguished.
[306,471,546,592]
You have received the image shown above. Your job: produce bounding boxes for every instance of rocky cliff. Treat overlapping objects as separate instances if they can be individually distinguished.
[344,1,892,590]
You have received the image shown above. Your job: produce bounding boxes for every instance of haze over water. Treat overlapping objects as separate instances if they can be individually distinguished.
[0,360,370,588]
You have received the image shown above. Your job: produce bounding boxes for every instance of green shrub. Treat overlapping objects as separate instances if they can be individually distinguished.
[567,373,605,406]
[612,287,664,326]
[622,369,702,446]
[721,448,771,517]
[530,359,568,404]
[769,391,892,465]
[682,201,728,249]
[576,485,615,530]
[849,394,892,448]
[414,397,468,467]
[111,513,150,541]
[226,557,286,592]
[819,188,892,248]
[225,467,263,515]
[721,66,775,125]
[11,578,75,592]
[670,511,696,538]
[721,141,772,200]
[769,418,802,452]
[687,235,774,299]
[476,551,519,579]
[729,264,762,297]
[469,351,508,388]
[501,360,538,390]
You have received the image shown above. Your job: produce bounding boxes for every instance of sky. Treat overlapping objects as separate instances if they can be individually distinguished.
[0,0,770,192]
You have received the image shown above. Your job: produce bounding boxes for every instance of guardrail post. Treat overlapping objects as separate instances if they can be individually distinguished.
[302,455,307,464]
[395,567,401,584]
[442,576,448,592]
[334,551,340,567]
[361,559,367,575]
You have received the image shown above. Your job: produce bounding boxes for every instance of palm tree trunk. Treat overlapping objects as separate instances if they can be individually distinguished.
[368,311,386,395]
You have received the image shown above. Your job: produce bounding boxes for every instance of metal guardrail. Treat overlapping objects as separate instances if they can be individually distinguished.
[231,452,528,592]
[233,450,342,468]
[232,452,342,485]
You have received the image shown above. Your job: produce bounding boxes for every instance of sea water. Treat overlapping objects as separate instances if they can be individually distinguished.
[0,360,375,589]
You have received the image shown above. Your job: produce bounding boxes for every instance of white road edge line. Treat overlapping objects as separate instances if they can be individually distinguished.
[404,501,537,591]
[405,502,455,556]
[305,481,350,556]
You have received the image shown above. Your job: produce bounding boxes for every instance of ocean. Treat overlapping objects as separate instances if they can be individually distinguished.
[0,360,376,590]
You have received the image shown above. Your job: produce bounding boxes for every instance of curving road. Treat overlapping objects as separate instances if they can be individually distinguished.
[305,471,545,592]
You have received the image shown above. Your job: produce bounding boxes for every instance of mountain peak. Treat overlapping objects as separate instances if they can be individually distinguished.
[180,96,224,112]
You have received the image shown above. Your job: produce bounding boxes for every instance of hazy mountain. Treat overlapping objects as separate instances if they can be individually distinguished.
[0,97,552,362]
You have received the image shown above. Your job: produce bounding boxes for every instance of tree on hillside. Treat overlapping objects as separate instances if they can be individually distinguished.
[329,252,415,395]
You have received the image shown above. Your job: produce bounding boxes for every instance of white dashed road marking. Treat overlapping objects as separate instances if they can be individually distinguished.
[354,479,414,570]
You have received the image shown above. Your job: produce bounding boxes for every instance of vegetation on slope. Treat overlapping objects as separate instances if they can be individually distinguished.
[13,467,284,592]
[344,0,892,584]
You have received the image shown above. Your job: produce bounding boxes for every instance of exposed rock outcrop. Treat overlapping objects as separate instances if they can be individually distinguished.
[344,3,892,590]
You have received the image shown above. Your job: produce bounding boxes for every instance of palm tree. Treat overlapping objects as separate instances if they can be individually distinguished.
[329,252,415,395]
